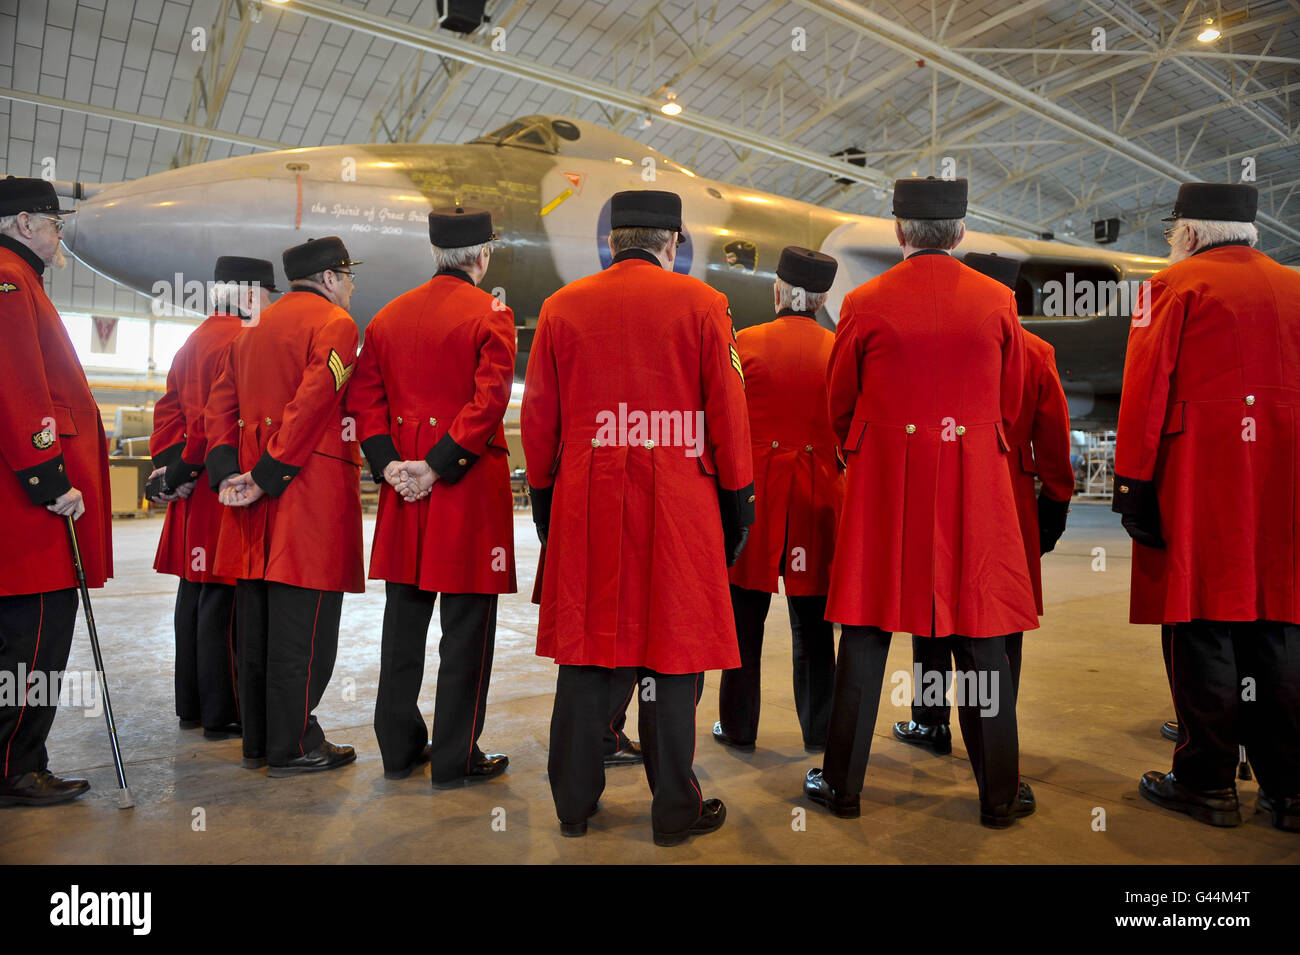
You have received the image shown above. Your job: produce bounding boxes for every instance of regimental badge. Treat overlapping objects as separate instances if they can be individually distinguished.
[729,343,745,384]
[31,426,54,450]
[0,282,18,293]
[327,349,355,392]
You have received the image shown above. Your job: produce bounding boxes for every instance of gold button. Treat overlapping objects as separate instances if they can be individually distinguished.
[1245,395,1255,406]
[237,418,244,427]
[1119,484,1130,494]
[956,425,966,436]
[57,464,64,472]
[429,417,436,426]
[190,470,198,477]
[804,444,813,452]
[282,475,290,481]
[396,416,403,424]
[905,424,916,434]
[264,417,272,426]
[644,439,655,449]
[458,458,468,466]
[771,440,779,448]
[28,476,38,485]
[748,494,756,503]
[591,438,600,447]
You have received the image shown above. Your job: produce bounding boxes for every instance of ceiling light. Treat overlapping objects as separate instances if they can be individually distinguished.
[1196,18,1220,42]
[660,91,682,116]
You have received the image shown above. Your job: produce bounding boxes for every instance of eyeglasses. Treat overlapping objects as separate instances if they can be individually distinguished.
[32,214,64,233]
[1162,220,1181,245]
[334,269,356,285]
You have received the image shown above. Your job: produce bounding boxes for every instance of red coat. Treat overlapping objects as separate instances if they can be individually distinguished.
[204,290,364,593]
[1007,332,1074,614]
[349,272,517,594]
[825,252,1037,638]
[150,312,243,584]
[728,310,844,596]
[1116,244,1300,625]
[522,252,753,673]
[0,238,112,595]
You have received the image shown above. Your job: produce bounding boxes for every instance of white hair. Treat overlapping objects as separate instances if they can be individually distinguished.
[898,218,964,250]
[775,278,827,313]
[0,213,19,233]
[432,242,490,272]
[1177,218,1258,249]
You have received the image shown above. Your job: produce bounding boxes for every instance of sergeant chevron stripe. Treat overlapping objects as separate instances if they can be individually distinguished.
[328,349,355,392]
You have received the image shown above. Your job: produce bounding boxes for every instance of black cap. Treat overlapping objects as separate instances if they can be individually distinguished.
[429,206,498,247]
[282,236,362,282]
[214,256,280,293]
[777,246,838,293]
[0,176,77,216]
[1162,182,1257,223]
[610,190,684,239]
[892,177,968,219]
[962,252,1020,289]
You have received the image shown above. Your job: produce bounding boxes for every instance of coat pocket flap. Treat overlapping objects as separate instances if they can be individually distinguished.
[550,440,565,476]
[1162,401,1186,436]
[995,421,1011,453]
[51,404,78,437]
[844,418,868,452]
[1017,444,1037,475]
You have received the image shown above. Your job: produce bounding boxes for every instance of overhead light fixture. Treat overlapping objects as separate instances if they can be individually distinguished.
[1196,18,1220,42]
[660,91,682,116]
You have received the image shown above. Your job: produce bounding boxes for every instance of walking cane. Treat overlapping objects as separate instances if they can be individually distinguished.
[1238,745,1252,782]
[65,515,134,809]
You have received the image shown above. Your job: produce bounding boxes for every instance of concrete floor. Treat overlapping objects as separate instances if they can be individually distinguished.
[1,501,1297,865]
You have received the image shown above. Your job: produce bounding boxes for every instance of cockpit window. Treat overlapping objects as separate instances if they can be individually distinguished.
[469,115,561,154]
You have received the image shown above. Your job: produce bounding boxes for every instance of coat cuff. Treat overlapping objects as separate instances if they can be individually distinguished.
[16,455,72,506]
[165,457,204,490]
[152,441,184,471]
[360,434,400,484]
[1037,493,1070,552]
[718,482,757,536]
[205,444,240,491]
[426,433,478,485]
[1111,475,1153,515]
[251,451,301,497]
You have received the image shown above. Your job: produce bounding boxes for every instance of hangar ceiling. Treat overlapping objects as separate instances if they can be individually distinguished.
[2,0,1297,322]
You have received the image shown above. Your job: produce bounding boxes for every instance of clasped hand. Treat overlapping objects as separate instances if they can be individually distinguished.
[218,472,265,507]
[383,460,437,502]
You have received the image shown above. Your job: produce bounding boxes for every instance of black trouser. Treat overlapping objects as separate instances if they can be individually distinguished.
[824,625,1019,810]
[0,589,78,779]
[603,669,638,756]
[373,583,498,782]
[173,579,239,729]
[550,665,704,834]
[1167,619,1300,797]
[910,631,1023,725]
[235,579,343,765]
[719,585,835,746]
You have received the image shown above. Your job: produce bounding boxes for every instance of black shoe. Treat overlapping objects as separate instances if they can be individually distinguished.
[384,742,431,781]
[267,741,357,778]
[560,802,600,837]
[1256,790,1300,833]
[241,755,267,770]
[712,721,755,752]
[893,720,952,755]
[1160,720,1179,743]
[803,768,860,818]
[1140,771,1241,827]
[433,753,509,790]
[0,770,91,807]
[981,781,1036,829]
[653,798,727,846]
[203,722,242,741]
[603,739,644,767]
[179,718,201,730]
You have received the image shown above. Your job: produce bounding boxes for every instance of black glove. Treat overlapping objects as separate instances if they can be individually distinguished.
[144,471,170,503]
[1037,494,1070,555]
[1112,475,1166,549]
[718,483,756,568]
[528,484,552,547]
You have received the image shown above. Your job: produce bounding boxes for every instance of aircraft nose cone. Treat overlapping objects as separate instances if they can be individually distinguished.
[60,211,78,251]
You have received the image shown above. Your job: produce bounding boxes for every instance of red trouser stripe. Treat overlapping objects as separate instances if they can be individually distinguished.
[3,594,44,778]
[299,593,322,756]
